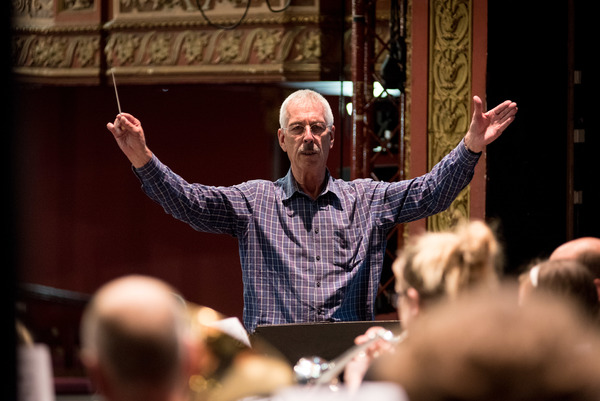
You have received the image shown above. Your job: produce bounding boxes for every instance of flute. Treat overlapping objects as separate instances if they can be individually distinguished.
[294,328,407,385]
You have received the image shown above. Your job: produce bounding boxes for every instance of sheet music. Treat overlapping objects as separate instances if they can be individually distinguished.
[18,344,55,401]
[207,317,251,347]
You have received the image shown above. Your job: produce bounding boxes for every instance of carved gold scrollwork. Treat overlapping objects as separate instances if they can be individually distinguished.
[64,0,94,11]
[252,29,282,62]
[181,31,209,63]
[105,26,320,68]
[11,0,325,83]
[13,34,100,70]
[119,0,198,12]
[105,33,141,66]
[427,0,472,231]
[215,30,243,63]
[295,30,320,61]
[12,0,54,18]
[118,0,252,13]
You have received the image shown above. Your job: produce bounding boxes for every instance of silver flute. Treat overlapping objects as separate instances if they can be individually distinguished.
[294,328,407,385]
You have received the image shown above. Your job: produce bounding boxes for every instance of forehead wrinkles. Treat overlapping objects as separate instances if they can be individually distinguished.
[286,101,326,125]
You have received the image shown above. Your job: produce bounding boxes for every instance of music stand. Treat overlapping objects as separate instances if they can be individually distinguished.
[250,320,401,366]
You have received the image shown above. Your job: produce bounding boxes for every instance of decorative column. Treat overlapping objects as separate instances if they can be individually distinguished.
[427,0,473,231]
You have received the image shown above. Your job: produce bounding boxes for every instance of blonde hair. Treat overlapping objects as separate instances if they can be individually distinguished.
[393,220,501,302]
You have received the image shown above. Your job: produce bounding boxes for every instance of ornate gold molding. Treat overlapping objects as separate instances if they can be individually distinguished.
[404,0,413,184]
[104,24,324,83]
[427,0,472,231]
[11,0,342,84]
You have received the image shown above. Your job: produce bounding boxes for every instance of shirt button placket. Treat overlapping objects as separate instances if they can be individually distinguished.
[313,205,323,318]
[314,228,321,292]
[309,202,319,319]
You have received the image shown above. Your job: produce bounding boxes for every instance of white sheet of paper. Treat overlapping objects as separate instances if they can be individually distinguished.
[18,344,55,401]
[207,317,251,347]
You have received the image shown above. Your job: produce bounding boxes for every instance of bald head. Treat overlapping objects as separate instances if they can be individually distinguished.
[551,237,600,278]
[80,275,189,400]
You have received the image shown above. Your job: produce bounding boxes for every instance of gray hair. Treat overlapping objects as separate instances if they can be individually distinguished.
[279,89,334,128]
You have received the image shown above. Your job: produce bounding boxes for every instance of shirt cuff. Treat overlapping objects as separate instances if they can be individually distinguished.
[459,138,482,157]
[131,154,161,182]
[454,138,482,171]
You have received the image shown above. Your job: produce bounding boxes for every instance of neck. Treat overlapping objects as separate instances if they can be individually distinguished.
[111,382,188,401]
[113,391,187,401]
[292,167,327,200]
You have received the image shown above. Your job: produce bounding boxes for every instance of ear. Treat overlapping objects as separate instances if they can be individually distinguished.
[81,353,109,397]
[406,287,421,318]
[594,278,600,302]
[329,125,335,148]
[277,128,287,153]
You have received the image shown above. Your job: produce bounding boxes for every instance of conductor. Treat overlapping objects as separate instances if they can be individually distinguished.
[107,89,517,333]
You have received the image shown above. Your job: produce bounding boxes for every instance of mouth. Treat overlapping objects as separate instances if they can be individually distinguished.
[300,147,320,156]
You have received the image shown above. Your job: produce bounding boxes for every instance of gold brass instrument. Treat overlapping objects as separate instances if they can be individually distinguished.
[185,303,295,401]
[184,301,404,401]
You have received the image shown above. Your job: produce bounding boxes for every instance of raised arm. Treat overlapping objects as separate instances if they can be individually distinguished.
[464,96,518,153]
[107,113,153,168]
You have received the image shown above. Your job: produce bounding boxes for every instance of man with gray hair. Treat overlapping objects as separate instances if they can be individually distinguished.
[106,89,517,333]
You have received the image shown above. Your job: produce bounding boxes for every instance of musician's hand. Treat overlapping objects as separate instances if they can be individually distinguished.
[344,352,371,392]
[354,326,396,358]
[343,326,396,392]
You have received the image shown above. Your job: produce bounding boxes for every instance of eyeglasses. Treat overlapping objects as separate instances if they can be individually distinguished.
[282,122,330,136]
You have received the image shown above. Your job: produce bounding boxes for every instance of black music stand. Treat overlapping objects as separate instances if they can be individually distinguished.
[250,320,401,366]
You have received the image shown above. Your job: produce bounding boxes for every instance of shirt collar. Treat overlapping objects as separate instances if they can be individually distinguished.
[281,169,342,201]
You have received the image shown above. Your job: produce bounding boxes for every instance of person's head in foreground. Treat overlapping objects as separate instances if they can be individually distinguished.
[79,275,193,401]
[392,220,502,329]
[550,236,600,300]
[375,286,600,401]
[519,258,599,322]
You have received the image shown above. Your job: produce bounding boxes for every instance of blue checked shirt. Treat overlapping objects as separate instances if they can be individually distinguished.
[134,139,480,332]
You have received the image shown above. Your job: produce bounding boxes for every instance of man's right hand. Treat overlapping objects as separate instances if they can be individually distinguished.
[107,113,153,168]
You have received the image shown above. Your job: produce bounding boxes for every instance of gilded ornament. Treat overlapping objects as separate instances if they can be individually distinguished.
[295,31,320,61]
[13,0,54,18]
[427,0,472,230]
[31,36,68,67]
[107,34,142,66]
[181,31,209,63]
[148,33,173,64]
[75,37,99,67]
[254,29,282,62]
[215,31,242,63]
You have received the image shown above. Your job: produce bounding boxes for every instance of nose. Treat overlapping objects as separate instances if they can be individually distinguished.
[302,125,314,143]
